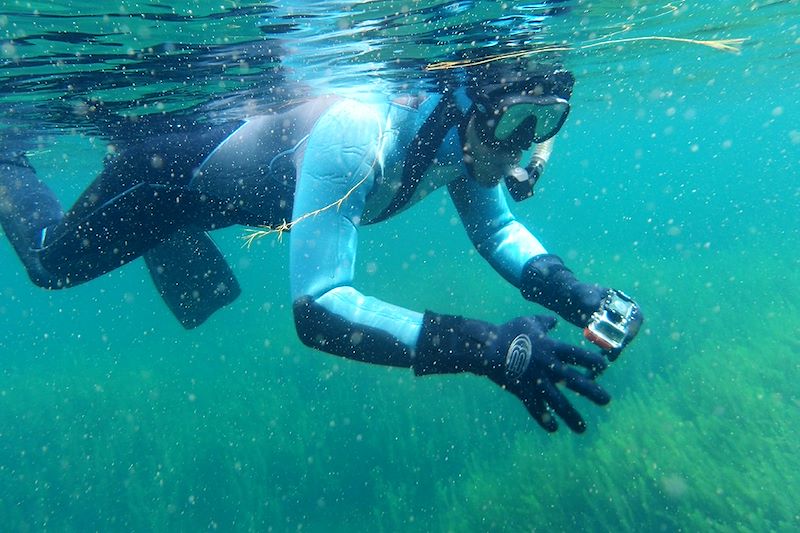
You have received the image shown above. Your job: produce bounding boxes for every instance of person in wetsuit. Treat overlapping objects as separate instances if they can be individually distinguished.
[0,63,643,433]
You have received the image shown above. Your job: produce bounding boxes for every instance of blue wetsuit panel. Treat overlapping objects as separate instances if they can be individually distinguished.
[448,175,547,287]
[290,100,423,366]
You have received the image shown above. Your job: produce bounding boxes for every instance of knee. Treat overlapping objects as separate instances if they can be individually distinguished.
[26,265,68,290]
[20,252,74,290]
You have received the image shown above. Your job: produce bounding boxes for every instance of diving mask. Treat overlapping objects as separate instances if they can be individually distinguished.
[465,66,574,199]
[492,95,570,146]
[471,95,570,153]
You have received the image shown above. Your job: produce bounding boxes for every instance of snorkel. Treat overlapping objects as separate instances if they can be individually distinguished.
[506,136,555,201]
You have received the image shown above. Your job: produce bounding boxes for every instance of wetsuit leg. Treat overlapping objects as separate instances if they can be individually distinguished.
[35,122,242,288]
[1,124,245,328]
[0,153,64,286]
[144,228,241,329]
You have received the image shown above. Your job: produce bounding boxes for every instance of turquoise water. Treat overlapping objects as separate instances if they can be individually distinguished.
[2,1,799,531]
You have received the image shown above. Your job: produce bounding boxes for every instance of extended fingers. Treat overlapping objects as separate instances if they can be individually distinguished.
[556,366,611,405]
[521,394,558,432]
[541,380,586,433]
[552,341,607,374]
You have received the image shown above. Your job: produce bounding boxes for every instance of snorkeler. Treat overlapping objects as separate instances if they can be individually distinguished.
[0,62,643,433]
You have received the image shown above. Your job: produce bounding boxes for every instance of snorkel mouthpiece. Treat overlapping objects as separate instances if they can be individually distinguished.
[504,163,540,201]
[504,137,555,201]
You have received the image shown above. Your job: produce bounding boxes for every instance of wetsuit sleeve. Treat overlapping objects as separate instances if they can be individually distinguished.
[290,100,423,367]
[447,175,548,287]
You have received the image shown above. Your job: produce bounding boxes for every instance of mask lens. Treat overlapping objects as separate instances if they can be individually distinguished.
[533,100,569,141]
[494,97,569,144]
[494,103,539,141]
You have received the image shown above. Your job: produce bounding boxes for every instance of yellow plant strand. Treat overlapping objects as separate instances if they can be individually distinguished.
[580,36,748,53]
[425,36,748,71]
[242,147,380,247]
[425,45,571,71]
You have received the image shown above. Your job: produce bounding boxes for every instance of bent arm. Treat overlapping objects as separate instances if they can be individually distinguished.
[448,175,547,287]
[290,100,422,367]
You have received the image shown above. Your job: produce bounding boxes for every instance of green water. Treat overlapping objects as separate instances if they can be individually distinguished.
[1,1,799,531]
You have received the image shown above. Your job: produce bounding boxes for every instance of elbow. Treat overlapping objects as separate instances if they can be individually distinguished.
[291,294,364,358]
[292,295,327,350]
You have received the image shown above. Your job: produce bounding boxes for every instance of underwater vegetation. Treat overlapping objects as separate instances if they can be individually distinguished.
[441,311,800,531]
[384,244,800,532]
[1,241,797,532]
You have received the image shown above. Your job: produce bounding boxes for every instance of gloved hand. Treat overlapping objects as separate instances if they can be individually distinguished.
[520,254,644,360]
[414,312,610,433]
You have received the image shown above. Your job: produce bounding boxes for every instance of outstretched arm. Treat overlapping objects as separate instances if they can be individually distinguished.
[447,175,643,355]
[289,99,423,367]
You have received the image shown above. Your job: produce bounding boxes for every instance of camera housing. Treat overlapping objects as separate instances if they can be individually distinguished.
[583,290,638,351]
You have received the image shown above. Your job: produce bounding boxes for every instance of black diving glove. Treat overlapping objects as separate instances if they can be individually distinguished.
[520,254,643,360]
[414,312,610,433]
